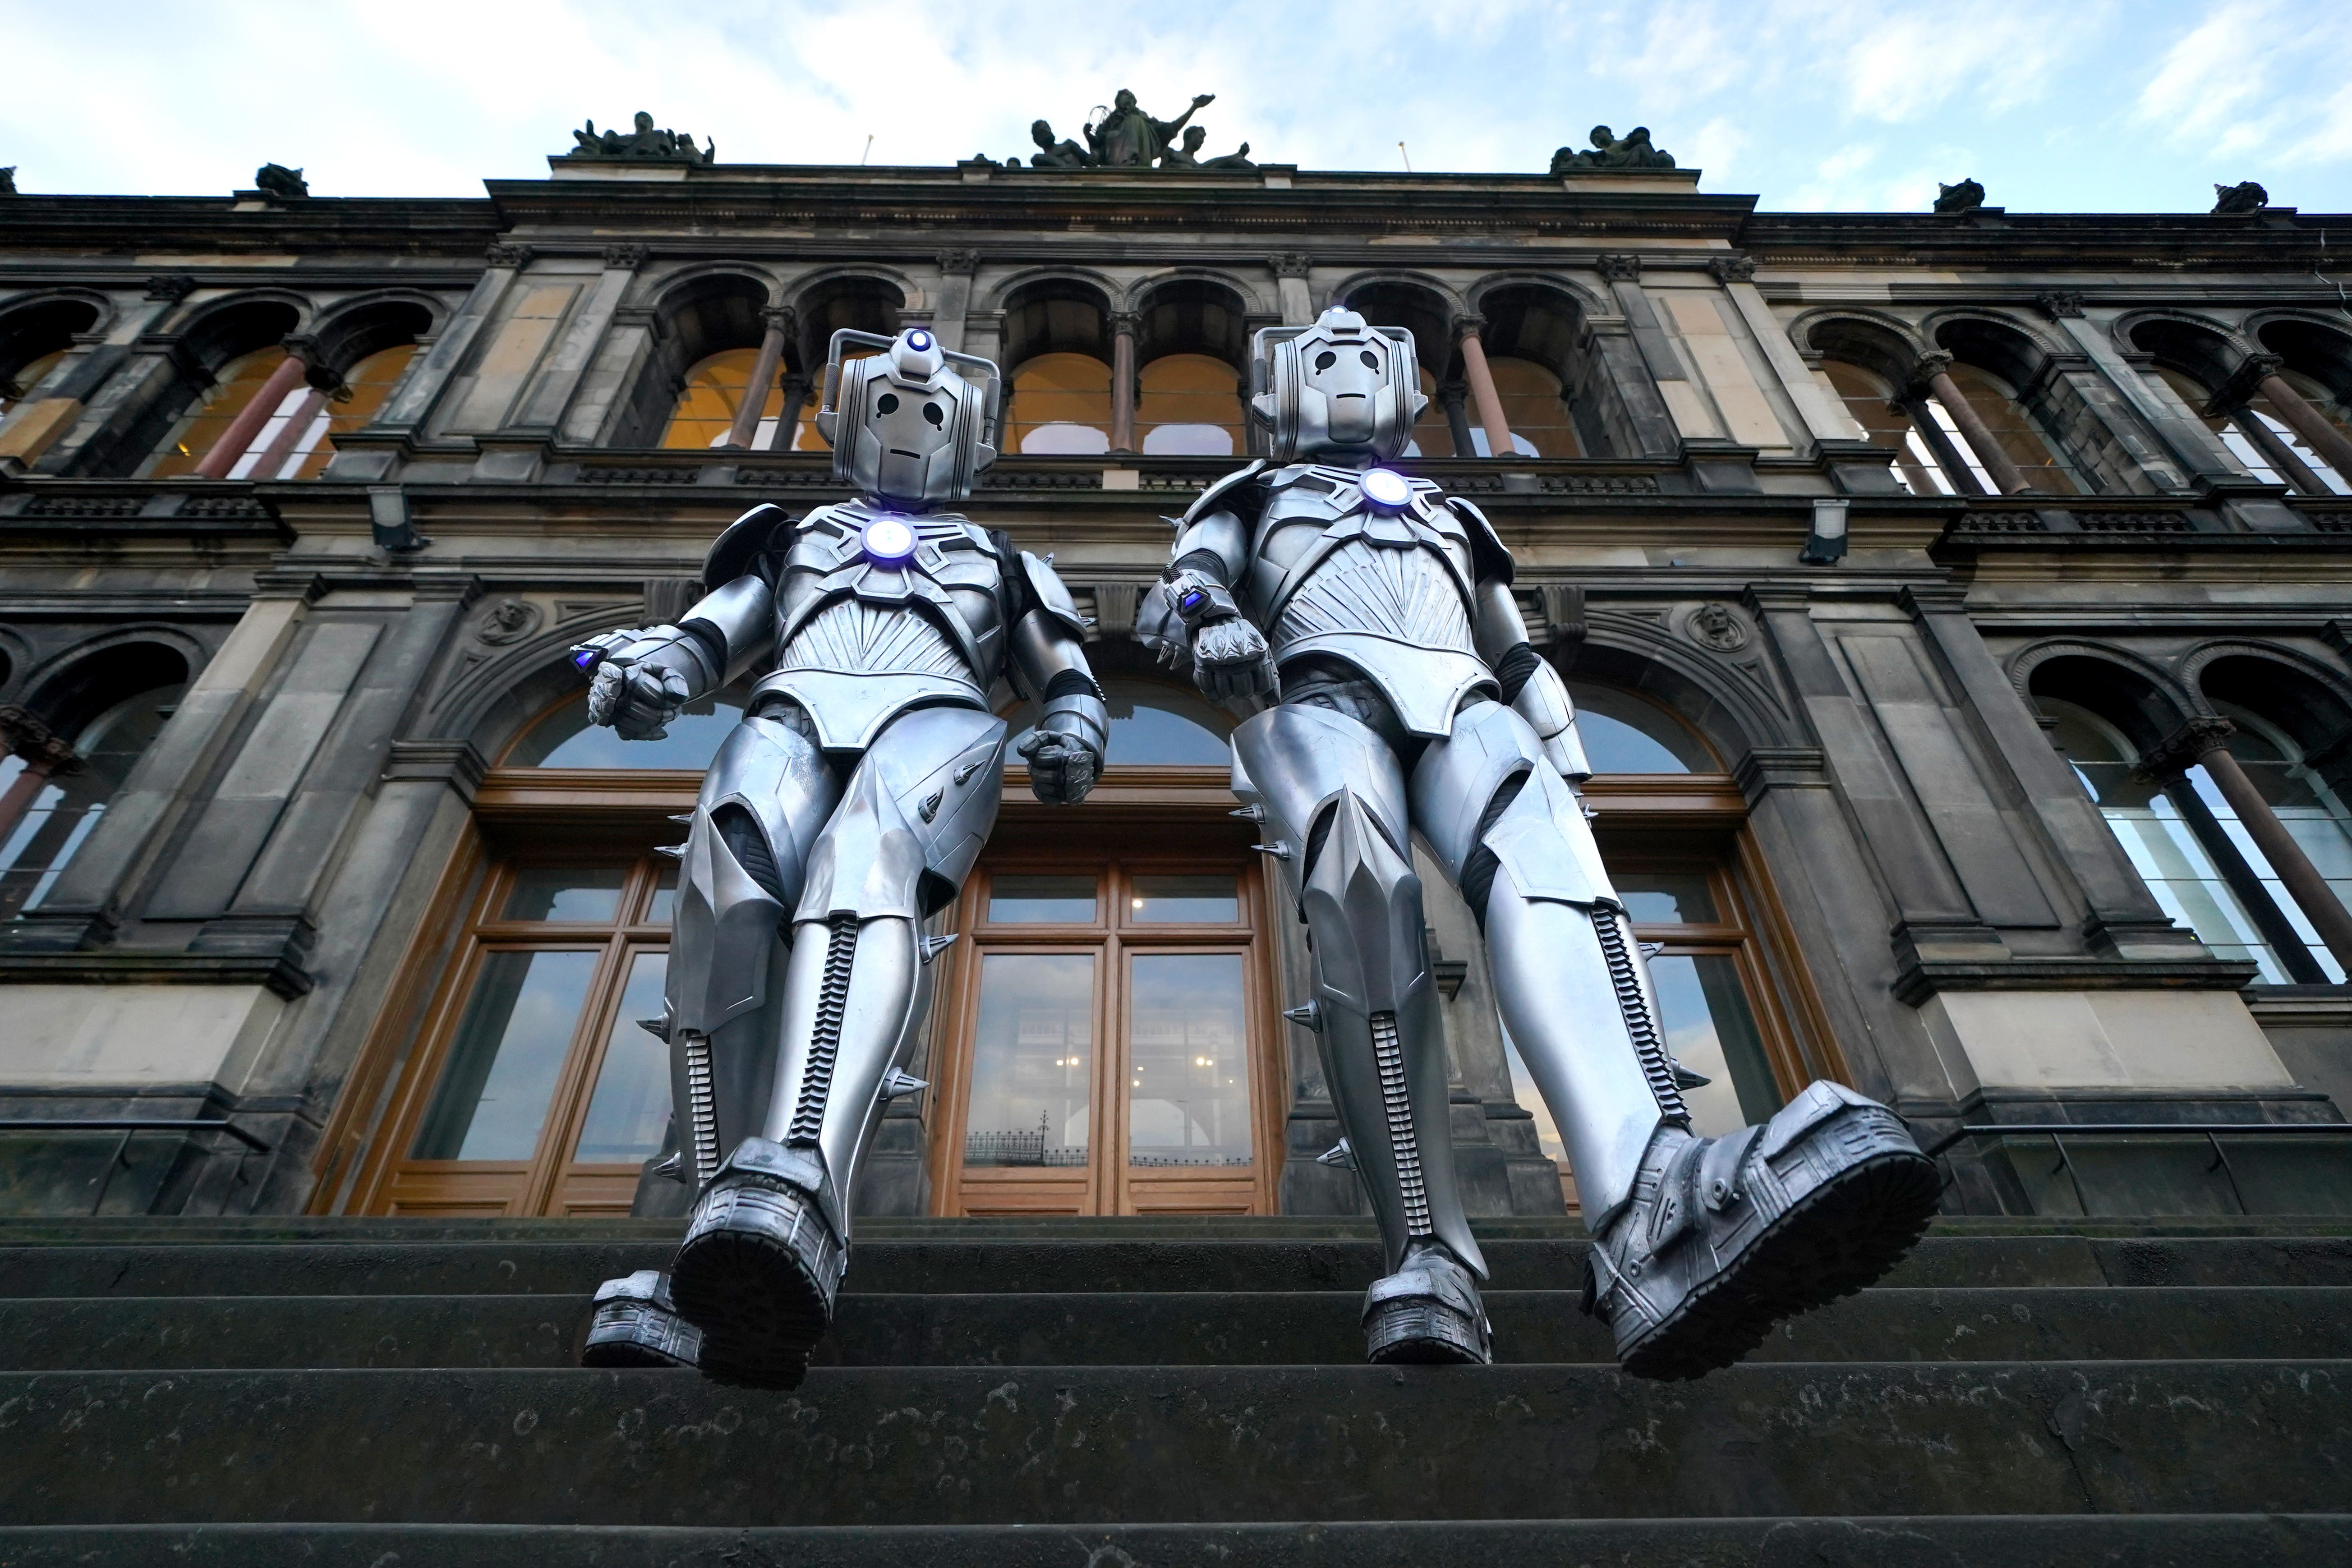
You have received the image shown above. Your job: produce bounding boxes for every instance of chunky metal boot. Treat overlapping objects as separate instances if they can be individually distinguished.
[580,1270,702,1369]
[668,1137,847,1389]
[1363,1241,1492,1365]
[1584,1080,1941,1380]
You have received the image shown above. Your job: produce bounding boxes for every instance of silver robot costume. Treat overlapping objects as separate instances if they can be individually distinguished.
[1139,307,1939,1377]
[574,327,1107,1386]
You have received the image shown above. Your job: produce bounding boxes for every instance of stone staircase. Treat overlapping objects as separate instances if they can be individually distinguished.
[0,1215,2347,1563]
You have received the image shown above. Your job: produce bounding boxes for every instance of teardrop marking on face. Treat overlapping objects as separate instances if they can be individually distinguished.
[923,401,944,427]
[1316,351,1338,371]
[878,392,900,414]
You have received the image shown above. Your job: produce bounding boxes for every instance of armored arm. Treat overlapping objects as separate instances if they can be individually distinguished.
[1006,551,1108,805]
[572,574,775,741]
[1141,481,1278,704]
[1473,576,1592,782]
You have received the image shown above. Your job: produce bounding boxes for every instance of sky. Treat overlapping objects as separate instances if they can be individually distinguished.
[5,0,2351,214]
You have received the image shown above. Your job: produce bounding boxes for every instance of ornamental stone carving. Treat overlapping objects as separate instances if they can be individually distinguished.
[1686,602,1750,652]
[566,112,714,165]
[1708,256,1756,285]
[2212,180,2269,214]
[1933,178,1985,214]
[1597,254,1641,282]
[486,244,533,269]
[144,274,197,303]
[254,164,309,200]
[475,598,543,646]
[1552,125,1675,173]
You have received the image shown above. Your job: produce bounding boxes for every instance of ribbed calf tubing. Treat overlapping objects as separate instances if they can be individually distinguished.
[1589,908,1689,1122]
[1369,1012,1432,1240]
[789,913,859,1144]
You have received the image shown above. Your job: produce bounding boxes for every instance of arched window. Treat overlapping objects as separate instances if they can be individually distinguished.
[1484,356,1579,457]
[1564,681,1719,773]
[1,349,67,418]
[1940,362,2082,495]
[503,686,750,769]
[1,671,188,921]
[1009,352,1112,455]
[659,348,787,451]
[1137,354,1242,456]
[141,347,292,479]
[1819,360,1958,495]
[2201,701,2352,983]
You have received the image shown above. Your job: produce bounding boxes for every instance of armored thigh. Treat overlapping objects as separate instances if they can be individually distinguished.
[666,709,843,1189]
[1410,699,1687,1223]
[760,704,1008,1223]
[1232,700,1481,1277]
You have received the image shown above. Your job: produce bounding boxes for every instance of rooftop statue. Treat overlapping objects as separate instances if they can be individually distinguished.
[567,111,717,165]
[1933,178,1985,214]
[1551,124,1674,173]
[2213,180,2269,214]
[1086,88,1215,169]
[0,168,15,196]
[1028,120,1095,169]
[254,163,309,199]
[1160,125,1254,171]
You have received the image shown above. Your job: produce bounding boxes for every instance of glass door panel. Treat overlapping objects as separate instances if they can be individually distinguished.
[410,949,600,1162]
[1125,952,1252,1169]
[956,951,1099,1214]
[573,951,671,1162]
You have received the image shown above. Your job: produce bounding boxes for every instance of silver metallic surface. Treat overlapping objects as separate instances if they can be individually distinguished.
[1248,307,1427,464]
[815,326,1000,506]
[681,574,780,683]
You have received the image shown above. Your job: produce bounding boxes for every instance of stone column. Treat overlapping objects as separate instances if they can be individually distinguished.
[193,346,308,480]
[1453,316,1512,459]
[0,706,79,841]
[2146,718,2352,971]
[2255,368,2352,481]
[1109,310,1139,454]
[723,307,792,451]
[933,250,980,354]
[771,371,813,454]
[1914,351,2030,495]
[1270,254,1314,326]
[2232,399,2331,493]
[1438,380,1476,458]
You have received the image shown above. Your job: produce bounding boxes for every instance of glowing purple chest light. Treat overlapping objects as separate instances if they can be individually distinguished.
[1361,468,1412,511]
[861,515,918,565]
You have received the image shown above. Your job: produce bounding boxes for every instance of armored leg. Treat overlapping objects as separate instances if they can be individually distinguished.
[1413,700,1938,1380]
[671,705,1007,1386]
[1233,700,1490,1365]
[582,707,841,1371]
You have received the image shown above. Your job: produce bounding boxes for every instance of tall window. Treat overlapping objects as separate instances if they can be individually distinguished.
[1137,354,1243,456]
[0,678,186,922]
[139,343,417,481]
[142,348,289,478]
[1008,353,1112,455]
[2042,696,2347,985]
[2154,363,2350,497]
[1819,360,1958,495]
[1,349,67,418]
[660,348,787,450]
[1485,356,1580,457]
[1941,363,2082,494]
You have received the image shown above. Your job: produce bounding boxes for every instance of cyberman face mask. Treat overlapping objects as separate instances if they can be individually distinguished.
[816,327,1002,507]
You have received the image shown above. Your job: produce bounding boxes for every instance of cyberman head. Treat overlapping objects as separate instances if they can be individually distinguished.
[1248,307,1428,464]
[815,327,1001,507]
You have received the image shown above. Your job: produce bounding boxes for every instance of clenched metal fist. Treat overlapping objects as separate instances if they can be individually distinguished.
[1190,615,1278,705]
[1017,728,1102,805]
[587,657,693,740]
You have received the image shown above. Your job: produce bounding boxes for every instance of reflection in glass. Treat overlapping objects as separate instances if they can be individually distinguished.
[1941,363,2082,495]
[1129,874,1238,923]
[660,347,787,451]
[575,952,672,1161]
[2202,704,2352,984]
[0,683,186,922]
[1616,873,1718,925]
[410,950,598,1160]
[1562,683,1714,773]
[503,868,626,923]
[508,689,748,769]
[647,865,679,925]
[1009,353,1113,455]
[1649,953,1780,1135]
[1127,953,1252,1168]
[964,954,1093,1166]
[2043,697,2297,982]
[989,874,1097,924]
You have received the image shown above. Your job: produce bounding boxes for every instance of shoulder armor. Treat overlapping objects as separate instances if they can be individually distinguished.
[1181,460,1269,525]
[1445,494,1514,584]
[702,503,793,591]
[1021,551,1090,637]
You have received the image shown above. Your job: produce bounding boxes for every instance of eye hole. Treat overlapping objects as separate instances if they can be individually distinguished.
[1360,350,1380,369]
[1314,351,1337,371]
[877,393,900,414]
[923,401,944,427]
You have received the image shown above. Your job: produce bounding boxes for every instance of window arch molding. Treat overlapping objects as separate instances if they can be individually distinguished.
[1554,611,1804,766]
[420,608,647,762]
[2246,311,2352,396]
[2187,647,2352,772]
[101,293,309,480]
[1465,270,1611,329]
[610,270,775,450]
[18,628,206,731]
[307,292,443,375]
[1335,275,1468,458]
[1795,308,1928,386]
[2115,309,2253,393]
[993,274,1115,456]
[1120,267,1269,326]
[2006,640,2196,746]
[0,291,107,393]
[1125,275,1251,458]
[1920,310,2097,493]
[991,271,1115,364]
[1466,279,1603,458]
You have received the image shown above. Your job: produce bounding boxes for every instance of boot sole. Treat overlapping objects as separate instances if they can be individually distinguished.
[669,1189,836,1391]
[1618,1145,1941,1381]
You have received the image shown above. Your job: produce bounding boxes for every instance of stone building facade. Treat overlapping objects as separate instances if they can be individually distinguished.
[2,151,2348,1224]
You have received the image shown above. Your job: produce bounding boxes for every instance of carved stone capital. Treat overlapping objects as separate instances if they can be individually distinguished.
[2205,352,2285,415]
[1436,379,1469,405]
[936,248,982,276]
[759,304,796,334]
[2036,291,2085,320]
[144,274,197,304]
[2143,716,2237,775]
[1707,255,1756,285]
[0,705,81,774]
[601,244,649,271]
[1109,311,1141,338]
[1596,254,1642,282]
[1450,313,1489,342]
[485,243,533,269]
[1910,350,1955,389]
[1269,253,1313,279]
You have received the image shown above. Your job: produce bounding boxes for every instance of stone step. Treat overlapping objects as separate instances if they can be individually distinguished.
[2,1517,2347,1568]
[2,1362,2343,1524]
[3,1286,2345,1371]
[7,1232,2348,1299]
